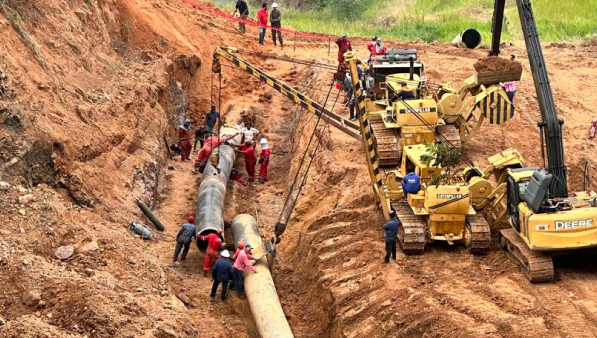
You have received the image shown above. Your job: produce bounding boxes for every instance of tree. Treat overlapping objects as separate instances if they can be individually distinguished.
[419,141,461,185]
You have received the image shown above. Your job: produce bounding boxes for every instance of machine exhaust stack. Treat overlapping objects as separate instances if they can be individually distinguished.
[452,29,482,49]
[231,214,293,338]
[409,57,415,81]
[195,127,240,251]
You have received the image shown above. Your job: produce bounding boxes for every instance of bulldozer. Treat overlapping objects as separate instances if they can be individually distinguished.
[465,0,597,282]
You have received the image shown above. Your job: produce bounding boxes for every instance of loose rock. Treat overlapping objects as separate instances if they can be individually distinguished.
[18,194,34,204]
[55,246,75,260]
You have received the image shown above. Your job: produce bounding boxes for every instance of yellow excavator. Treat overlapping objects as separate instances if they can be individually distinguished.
[471,0,597,282]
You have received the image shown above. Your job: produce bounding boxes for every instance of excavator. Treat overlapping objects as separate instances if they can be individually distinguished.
[475,0,597,282]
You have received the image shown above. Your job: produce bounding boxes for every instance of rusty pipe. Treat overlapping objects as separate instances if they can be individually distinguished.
[231,214,293,338]
[195,127,240,251]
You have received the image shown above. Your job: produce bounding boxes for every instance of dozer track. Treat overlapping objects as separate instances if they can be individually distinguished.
[464,213,491,255]
[392,199,426,255]
[435,125,462,150]
[368,114,400,167]
[499,228,555,283]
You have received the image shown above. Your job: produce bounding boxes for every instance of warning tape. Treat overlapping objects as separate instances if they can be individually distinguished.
[176,0,335,42]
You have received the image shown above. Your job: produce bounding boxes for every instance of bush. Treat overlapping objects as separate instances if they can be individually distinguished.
[327,0,367,20]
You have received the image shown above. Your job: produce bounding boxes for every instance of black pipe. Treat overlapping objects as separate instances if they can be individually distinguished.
[409,57,414,81]
[195,129,240,251]
[136,199,165,231]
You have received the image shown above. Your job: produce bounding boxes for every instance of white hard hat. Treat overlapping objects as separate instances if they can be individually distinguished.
[221,249,230,258]
[272,2,278,7]
[259,138,268,144]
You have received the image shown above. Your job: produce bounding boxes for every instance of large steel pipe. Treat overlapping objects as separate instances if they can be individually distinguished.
[231,214,294,338]
[195,127,240,251]
[452,29,482,49]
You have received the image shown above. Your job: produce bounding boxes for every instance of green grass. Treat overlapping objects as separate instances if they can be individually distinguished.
[215,0,597,43]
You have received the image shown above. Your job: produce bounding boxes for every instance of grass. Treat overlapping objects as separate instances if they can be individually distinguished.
[214,0,597,43]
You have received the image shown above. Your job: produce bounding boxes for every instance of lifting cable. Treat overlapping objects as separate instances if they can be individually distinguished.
[274,81,336,242]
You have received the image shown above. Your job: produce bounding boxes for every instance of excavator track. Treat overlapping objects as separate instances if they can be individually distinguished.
[368,114,400,167]
[392,199,426,255]
[435,125,462,150]
[464,213,491,255]
[499,228,555,283]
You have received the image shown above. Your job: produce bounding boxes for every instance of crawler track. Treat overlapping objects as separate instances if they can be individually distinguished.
[368,114,400,167]
[499,228,555,282]
[435,124,462,150]
[464,213,491,255]
[392,199,426,254]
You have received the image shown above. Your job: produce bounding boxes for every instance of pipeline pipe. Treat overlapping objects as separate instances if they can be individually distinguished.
[136,199,165,231]
[452,29,482,49]
[231,214,293,338]
[195,127,240,251]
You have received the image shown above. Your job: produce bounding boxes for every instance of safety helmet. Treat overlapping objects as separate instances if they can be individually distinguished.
[342,33,348,38]
[389,210,396,218]
[237,240,245,249]
[272,2,278,7]
[221,249,230,258]
[188,216,195,223]
[259,138,268,144]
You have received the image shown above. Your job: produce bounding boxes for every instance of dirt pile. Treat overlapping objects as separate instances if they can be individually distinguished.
[474,56,523,73]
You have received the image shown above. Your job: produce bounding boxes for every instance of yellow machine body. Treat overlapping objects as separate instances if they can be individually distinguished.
[401,145,441,185]
[508,169,597,251]
[423,185,474,242]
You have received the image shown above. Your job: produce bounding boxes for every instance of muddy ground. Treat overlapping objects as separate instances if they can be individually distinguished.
[1,0,597,337]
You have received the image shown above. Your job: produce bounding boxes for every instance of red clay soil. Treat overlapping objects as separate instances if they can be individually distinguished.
[474,56,523,73]
[2,0,597,337]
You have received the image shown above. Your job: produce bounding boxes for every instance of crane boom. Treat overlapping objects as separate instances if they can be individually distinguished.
[489,0,568,197]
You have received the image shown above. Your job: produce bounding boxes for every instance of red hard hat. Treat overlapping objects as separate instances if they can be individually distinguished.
[217,228,223,234]
[188,216,195,223]
[335,83,341,90]
[238,240,245,249]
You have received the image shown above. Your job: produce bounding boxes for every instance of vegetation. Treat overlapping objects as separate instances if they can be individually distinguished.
[420,141,461,184]
[217,0,597,43]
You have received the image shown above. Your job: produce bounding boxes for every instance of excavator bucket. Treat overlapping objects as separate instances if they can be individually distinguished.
[475,85,515,124]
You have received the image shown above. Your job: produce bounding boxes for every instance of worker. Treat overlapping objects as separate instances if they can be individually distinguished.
[258,138,270,183]
[232,0,249,33]
[194,125,208,152]
[500,54,518,103]
[402,167,420,198]
[389,82,415,104]
[232,244,258,296]
[382,210,400,263]
[367,37,387,57]
[173,216,197,264]
[179,118,192,161]
[235,140,257,184]
[198,229,224,274]
[205,105,221,134]
[210,249,234,301]
[270,3,283,48]
[335,33,352,66]
[195,133,238,173]
[339,73,356,120]
[230,167,249,186]
[257,3,268,45]
[240,122,259,143]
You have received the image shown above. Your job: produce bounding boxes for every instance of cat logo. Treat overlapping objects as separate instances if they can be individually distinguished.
[437,194,463,199]
[399,107,437,114]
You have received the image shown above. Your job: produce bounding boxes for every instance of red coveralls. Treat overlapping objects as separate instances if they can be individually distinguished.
[367,42,387,56]
[240,143,257,183]
[335,38,352,65]
[258,148,270,183]
[179,126,192,161]
[195,135,234,172]
[198,233,223,272]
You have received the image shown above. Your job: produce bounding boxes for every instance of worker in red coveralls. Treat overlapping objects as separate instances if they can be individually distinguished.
[179,119,192,161]
[335,33,352,66]
[234,140,257,184]
[230,168,248,186]
[258,138,270,183]
[194,133,239,173]
[367,37,386,57]
[198,229,224,274]
[257,3,268,45]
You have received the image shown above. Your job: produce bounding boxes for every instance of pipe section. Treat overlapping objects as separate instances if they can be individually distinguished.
[136,199,165,231]
[195,127,240,251]
[231,214,293,338]
[452,29,482,49]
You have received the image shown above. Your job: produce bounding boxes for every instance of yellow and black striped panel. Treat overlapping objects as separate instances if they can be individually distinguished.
[476,88,515,125]
[353,79,384,189]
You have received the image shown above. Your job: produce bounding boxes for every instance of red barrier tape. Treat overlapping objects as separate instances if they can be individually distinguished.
[177,0,335,41]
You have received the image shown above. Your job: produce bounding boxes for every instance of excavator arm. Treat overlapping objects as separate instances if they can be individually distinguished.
[212,46,361,141]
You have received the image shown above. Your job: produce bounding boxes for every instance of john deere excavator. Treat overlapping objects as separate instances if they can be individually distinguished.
[481,0,597,282]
